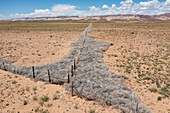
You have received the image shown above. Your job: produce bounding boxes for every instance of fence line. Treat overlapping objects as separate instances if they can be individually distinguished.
[68,23,92,98]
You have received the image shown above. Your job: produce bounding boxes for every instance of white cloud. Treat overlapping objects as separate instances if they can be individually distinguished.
[118,0,134,14]
[0,14,5,18]
[9,9,51,18]
[8,4,86,18]
[120,0,133,5]
[165,0,170,5]
[161,0,170,13]
[111,4,116,8]
[89,6,100,12]
[102,5,109,9]
[52,4,76,12]
[4,0,170,19]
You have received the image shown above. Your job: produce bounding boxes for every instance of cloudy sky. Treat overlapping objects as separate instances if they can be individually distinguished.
[0,0,170,19]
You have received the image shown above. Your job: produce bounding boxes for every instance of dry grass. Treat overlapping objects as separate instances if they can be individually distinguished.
[0,22,89,31]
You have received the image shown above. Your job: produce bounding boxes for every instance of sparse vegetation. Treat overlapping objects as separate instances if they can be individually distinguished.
[47,103,53,108]
[90,21,170,106]
[33,96,38,101]
[35,107,39,112]
[33,86,37,91]
[53,94,60,100]
[74,105,78,109]
[39,101,44,106]
[157,96,162,101]
[26,87,30,92]
[149,87,157,93]
[23,100,27,105]
[40,95,49,102]
[12,80,17,84]
[89,109,95,113]
[0,21,169,113]
[56,91,60,93]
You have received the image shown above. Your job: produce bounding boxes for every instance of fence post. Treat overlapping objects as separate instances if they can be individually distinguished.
[74,86,83,99]
[47,69,51,83]
[3,62,6,71]
[71,81,74,96]
[136,103,138,113]
[71,65,74,77]
[68,73,70,83]
[32,66,35,78]
[74,59,76,69]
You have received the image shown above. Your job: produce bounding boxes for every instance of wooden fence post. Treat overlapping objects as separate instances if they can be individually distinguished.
[32,66,35,78]
[68,73,70,83]
[47,69,51,83]
[71,81,74,96]
[3,62,6,71]
[71,65,74,77]
[74,59,76,69]
[136,103,138,113]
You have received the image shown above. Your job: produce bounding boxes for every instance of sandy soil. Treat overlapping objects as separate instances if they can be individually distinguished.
[90,21,170,113]
[0,70,117,113]
[0,30,79,66]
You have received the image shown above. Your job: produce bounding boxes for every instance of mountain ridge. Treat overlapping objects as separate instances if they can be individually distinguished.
[1,13,170,22]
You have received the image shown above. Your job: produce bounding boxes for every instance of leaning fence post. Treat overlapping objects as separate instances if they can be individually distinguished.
[3,62,6,71]
[71,81,74,96]
[74,59,76,69]
[47,69,51,83]
[74,86,83,99]
[68,73,70,83]
[71,65,74,77]
[32,66,35,78]
[136,103,138,113]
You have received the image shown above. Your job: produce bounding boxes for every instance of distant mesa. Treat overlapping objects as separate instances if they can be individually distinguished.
[0,13,170,22]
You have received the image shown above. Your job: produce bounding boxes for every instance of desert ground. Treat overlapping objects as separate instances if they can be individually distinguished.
[90,21,170,113]
[0,21,169,113]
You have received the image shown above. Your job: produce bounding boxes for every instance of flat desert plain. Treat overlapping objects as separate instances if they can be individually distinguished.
[90,21,170,113]
[0,21,170,113]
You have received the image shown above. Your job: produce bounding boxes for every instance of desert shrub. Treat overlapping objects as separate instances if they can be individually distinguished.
[40,95,49,102]
[47,103,53,107]
[74,105,78,109]
[89,109,95,113]
[148,87,157,93]
[157,96,162,101]
[23,100,27,105]
[112,54,118,57]
[53,94,60,100]
[143,77,151,80]
[56,91,60,93]
[26,87,30,92]
[39,101,44,106]
[33,87,37,91]
[33,96,38,101]
[12,80,17,84]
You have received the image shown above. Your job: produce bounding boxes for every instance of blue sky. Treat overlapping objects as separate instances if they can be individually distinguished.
[0,0,169,19]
